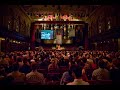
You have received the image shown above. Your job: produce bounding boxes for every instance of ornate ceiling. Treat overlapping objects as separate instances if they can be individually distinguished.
[21,5,100,22]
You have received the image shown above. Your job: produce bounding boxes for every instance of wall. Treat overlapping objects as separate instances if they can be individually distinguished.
[0,5,32,52]
[0,5,31,37]
[86,5,120,51]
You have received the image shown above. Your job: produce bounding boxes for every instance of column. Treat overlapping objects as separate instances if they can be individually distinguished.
[118,38,120,51]
[84,23,88,50]
[31,23,37,50]
[0,39,1,52]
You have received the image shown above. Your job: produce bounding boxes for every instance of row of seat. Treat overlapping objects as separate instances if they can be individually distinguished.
[37,66,69,79]
[45,80,113,85]
[6,80,113,85]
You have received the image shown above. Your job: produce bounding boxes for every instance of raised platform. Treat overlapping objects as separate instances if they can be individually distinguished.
[52,47,65,50]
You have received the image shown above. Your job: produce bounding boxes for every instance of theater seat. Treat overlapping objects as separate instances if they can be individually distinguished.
[97,80,112,85]
[46,80,60,85]
[37,69,47,77]
[87,80,112,85]
[47,73,61,81]
[60,66,69,74]
[87,80,96,85]
[25,82,43,85]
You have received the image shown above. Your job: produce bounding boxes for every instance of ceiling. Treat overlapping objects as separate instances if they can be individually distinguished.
[21,5,100,22]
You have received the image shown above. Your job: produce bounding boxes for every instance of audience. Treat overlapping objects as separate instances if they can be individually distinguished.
[92,59,110,80]
[26,63,45,85]
[19,57,31,74]
[66,66,89,85]
[0,49,119,85]
[60,65,74,85]
[48,58,59,72]
[7,63,25,84]
[110,58,120,83]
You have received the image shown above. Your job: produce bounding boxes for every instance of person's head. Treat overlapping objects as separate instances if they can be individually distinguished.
[68,60,76,69]
[17,57,22,62]
[5,54,9,58]
[31,63,38,71]
[71,66,82,79]
[89,54,93,59]
[50,58,58,64]
[82,57,87,63]
[112,58,120,68]
[98,59,106,69]
[77,60,85,69]
[85,54,90,59]
[68,65,76,76]
[12,63,19,71]
[0,65,5,76]
[50,58,55,62]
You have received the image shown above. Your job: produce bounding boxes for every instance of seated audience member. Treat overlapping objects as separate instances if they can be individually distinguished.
[83,62,93,80]
[77,61,88,81]
[42,57,51,67]
[0,55,9,66]
[0,56,3,64]
[26,63,45,85]
[9,55,15,65]
[19,58,31,74]
[4,55,10,62]
[92,59,110,80]
[66,66,89,85]
[0,65,9,85]
[48,58,59,72]
[60,65,74,85]
[0,65,6,78]
[58,57,68,66]
[7,63,25,84]
[86,54,93,64]
[17,57,23,68]
[91,60,97,70]
[110,58,120,83]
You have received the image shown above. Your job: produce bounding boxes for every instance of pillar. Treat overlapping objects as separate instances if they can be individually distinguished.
[84,23,88,50]
[118,38,120,51]
[31,23,38,50]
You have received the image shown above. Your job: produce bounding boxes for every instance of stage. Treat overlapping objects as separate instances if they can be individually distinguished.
[52,47,65,50]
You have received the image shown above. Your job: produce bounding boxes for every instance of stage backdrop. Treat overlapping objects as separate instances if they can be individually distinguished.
[56,34,62,44]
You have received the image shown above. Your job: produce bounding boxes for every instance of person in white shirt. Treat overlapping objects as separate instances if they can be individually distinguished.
[26,63,45,85]
[7,63,25,84]
[67,66,89,85]
[92,59,110,80]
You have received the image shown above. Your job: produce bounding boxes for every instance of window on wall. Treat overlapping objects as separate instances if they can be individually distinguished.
[98,16,102,33]
[13,17,18,32]
[7,15,13,30]
[13,19,16,31]
[28,24,30,37]
[17,17,20,32]
[11,15,14,30]
[18,16,21,33]
[8,8,12,30]
[16,25,19,32]
[99,25,101,33]
[89,26,91,37]
[8,21,10,30]
[24,21,27,36]
[108,20,111,30]
[15,20,19,32]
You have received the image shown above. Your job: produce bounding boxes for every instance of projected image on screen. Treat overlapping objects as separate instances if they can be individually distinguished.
[41,30,54,39]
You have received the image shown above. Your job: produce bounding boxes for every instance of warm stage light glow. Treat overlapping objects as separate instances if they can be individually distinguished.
[33,14,82,21]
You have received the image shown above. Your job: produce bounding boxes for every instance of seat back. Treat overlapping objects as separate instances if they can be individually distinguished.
[37,69,47,78]
[47,73,61,81]
[46,80,60,85]
[87,80,112,85]
[60,66,69,74]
